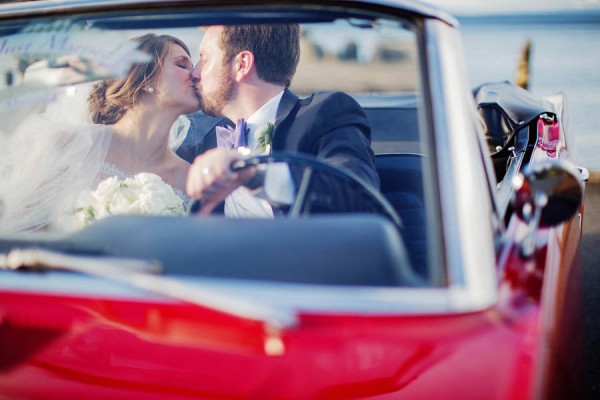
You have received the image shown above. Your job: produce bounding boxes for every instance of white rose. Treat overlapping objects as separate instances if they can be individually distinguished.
[72,190,97,227]
[92,176,121,205]
[132,172,164,187]
[91,202,110,220]
[108,184,143,214]
[140,190,182,214]
[75,208,93,227]
[140,183,184,215]
[74,189,94,210]
[135,174,171,197]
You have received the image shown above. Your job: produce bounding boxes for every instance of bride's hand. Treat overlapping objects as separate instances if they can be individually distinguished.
[186,148,255,215]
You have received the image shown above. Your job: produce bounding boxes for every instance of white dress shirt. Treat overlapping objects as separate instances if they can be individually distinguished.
[224,91,286,218]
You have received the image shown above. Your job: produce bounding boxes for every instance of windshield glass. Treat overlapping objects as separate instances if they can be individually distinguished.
[0,6,437,288]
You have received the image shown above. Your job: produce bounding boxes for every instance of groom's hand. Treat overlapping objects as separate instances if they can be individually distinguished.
[186,148,255,215]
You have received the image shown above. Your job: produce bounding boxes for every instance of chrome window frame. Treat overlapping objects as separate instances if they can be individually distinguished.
[422,18,498,308]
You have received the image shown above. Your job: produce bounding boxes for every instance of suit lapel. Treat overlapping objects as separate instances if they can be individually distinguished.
[272,89,299,150]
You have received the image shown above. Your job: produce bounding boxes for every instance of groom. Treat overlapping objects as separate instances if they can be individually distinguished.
[185,24,378,215]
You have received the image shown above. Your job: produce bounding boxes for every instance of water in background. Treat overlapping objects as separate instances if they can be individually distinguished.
[458,15,600,170]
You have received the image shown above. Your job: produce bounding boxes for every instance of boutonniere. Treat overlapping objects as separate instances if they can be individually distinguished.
[255,122,274,154]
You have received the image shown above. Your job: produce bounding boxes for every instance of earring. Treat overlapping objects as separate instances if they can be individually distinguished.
[148,87,154,94]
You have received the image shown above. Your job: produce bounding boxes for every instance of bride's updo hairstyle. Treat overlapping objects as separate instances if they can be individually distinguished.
[89,33,191,125]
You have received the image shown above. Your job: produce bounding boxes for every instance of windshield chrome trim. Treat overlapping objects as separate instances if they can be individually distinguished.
[0,0,457,27]
[424,19,498,309]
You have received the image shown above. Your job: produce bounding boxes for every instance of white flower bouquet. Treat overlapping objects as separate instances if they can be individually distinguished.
[67,172,185,228]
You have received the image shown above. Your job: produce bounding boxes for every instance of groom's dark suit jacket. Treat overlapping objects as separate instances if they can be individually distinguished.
[177,89,379,190]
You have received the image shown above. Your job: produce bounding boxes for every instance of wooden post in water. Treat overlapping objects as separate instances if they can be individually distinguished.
[515,40,532,90]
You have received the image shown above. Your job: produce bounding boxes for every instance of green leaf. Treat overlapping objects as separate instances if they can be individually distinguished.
[257,122,275,153]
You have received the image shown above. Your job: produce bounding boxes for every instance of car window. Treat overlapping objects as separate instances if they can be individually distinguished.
[292,20,422,155]
[0,8,435,287]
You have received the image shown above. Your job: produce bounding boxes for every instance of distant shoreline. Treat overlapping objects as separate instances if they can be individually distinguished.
[457,9,600,25]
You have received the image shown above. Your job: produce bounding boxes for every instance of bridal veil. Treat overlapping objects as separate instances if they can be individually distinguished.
[0,82,113,232]
[0,79,191,232]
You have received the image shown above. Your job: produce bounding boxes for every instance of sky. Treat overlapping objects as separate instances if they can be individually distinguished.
[424,0,600,14]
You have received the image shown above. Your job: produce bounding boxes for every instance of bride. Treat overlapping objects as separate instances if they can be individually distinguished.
[0,33,200,232]
[89,33,198,200]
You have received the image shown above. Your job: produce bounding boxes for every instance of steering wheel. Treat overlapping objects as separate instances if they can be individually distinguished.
[230,152,402,229]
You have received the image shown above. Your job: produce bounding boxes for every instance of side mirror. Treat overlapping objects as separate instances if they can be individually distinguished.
[512,160,583,256]
[512,160,583,227]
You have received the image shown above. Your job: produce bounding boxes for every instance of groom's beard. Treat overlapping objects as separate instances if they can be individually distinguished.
[199,68,235,117]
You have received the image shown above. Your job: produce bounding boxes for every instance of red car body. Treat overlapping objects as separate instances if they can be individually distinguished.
[0,0,586,399]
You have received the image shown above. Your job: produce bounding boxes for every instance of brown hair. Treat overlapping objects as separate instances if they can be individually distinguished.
[220,24,300,87]
[89,33,191,125]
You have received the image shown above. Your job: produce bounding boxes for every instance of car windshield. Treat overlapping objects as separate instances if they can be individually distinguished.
[0,5,440,291]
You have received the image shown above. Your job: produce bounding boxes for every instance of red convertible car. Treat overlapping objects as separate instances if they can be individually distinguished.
[0,0,587,399]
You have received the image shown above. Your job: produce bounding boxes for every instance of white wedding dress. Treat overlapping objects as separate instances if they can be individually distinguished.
[0,82,191,233]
